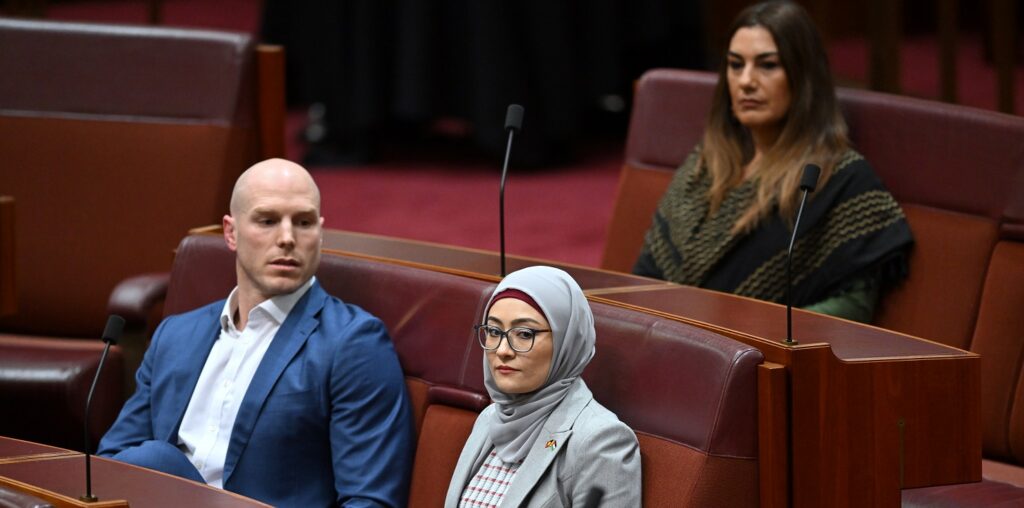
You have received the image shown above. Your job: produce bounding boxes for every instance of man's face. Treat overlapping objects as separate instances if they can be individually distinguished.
[223,168,323,303]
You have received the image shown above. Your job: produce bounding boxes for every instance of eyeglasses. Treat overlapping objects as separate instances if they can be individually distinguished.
[474,324,550,353]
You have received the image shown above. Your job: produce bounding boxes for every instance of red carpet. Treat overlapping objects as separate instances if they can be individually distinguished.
[294,124,623,267]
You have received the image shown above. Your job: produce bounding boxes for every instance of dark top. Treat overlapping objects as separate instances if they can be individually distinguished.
[634,149,914,314]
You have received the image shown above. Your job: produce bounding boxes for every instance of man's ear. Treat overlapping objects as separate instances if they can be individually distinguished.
[223,214,238,252]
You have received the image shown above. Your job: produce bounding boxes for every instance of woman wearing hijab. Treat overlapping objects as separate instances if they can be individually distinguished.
[445,266,641,507]
[633,1,913,323]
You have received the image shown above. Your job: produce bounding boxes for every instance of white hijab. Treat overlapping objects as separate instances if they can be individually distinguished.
[482,266,596,463]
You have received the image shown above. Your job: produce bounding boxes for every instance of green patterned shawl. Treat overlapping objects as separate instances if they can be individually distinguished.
[634,148,913,307]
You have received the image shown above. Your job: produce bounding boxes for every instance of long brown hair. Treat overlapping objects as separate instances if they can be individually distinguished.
[702,0,849,233]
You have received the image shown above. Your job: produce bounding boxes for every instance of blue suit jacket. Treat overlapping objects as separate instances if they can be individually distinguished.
[98,282,414,507]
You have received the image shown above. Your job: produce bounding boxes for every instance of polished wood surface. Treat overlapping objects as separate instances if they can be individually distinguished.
[0,437,268,507]
[757,363,789,508]
[594,285,967,360]
[0,436,73,464]
[318,228,668,291]
[189,226,981,507]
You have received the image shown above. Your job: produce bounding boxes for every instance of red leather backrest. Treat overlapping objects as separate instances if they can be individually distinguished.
[0,336,124,451]
[587,302,762,458]
[0,19,261,338]
[0,18,256,124]
[835,89,1024,346]
[602,70,715,270]
[620,69,1024,219]
[971,240,1024,467]
[608,69,1024,351]
[624,69,716,172]
[166,233,762,460]
[837,88,1024,219]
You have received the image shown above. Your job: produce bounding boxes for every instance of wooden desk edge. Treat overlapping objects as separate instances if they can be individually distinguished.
[0,474,127,508]
[0,451,79,465]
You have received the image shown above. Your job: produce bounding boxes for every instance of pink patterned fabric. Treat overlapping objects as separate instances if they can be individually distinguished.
[459,449,522,507]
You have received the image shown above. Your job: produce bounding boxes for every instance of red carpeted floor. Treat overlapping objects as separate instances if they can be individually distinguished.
[36,0,1024,268]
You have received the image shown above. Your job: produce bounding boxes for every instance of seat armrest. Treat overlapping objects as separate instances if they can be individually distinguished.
[107,273,170,326]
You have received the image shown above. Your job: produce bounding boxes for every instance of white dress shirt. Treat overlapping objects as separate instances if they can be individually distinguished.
[177,277,314,488]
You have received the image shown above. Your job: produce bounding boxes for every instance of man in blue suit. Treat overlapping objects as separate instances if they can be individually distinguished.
[98,158,414,507]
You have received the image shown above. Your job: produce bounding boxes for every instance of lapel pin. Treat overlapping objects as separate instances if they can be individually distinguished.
[545,439,557,451]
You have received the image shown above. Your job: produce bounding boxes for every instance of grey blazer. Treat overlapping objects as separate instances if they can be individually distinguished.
[445,381,642,507]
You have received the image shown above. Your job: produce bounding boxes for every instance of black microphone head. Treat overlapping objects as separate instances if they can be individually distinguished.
[800,163,821,192]
[102,315,125,345]
[504,104,524,132]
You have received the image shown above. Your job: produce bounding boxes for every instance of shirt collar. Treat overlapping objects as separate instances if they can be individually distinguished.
[220,276,316,333]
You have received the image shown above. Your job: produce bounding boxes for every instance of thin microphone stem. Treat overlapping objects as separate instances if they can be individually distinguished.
[499,129,515,277]
[81,341,112,502]
[786,190,811,345]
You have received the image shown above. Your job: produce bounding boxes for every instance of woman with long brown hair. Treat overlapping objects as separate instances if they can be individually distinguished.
[634,0,913,322]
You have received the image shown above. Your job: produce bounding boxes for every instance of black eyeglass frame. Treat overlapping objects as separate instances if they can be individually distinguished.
[473,324,551,353]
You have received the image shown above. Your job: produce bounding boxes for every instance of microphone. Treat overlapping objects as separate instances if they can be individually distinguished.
[785,164,821,345]
[499,104,524,277]
[81,315,125,503]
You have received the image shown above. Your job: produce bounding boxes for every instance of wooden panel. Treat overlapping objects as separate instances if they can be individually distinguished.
[757,362,789,508]
[0,454,268,507]
[256,45,286,160]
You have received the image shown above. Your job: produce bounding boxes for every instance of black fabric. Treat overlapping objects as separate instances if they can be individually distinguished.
[634,149,914,307]
[259,0,706,166]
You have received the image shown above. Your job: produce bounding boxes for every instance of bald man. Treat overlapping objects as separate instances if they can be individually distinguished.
[99,159,414,507]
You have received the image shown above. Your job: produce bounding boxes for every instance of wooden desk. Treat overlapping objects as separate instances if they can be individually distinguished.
[0,436,269,507]
[595,286,979,507]
[190,226,981,507]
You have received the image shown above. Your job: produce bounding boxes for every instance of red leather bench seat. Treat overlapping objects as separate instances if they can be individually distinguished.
[0,18,262,339]
[0,336,123,451]
[0,17,282,458]
[607,68,1024,505]
[164,233,764,507]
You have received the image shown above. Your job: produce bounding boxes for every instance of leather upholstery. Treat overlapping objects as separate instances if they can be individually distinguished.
[160,233,763,506]
[0,336,123,452]
[0,18,282,466]
[972,242,1024,468]
[872,205,997,349]
[0,18,255,125]
[0,18,264,338]
[603,67,1024,504]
